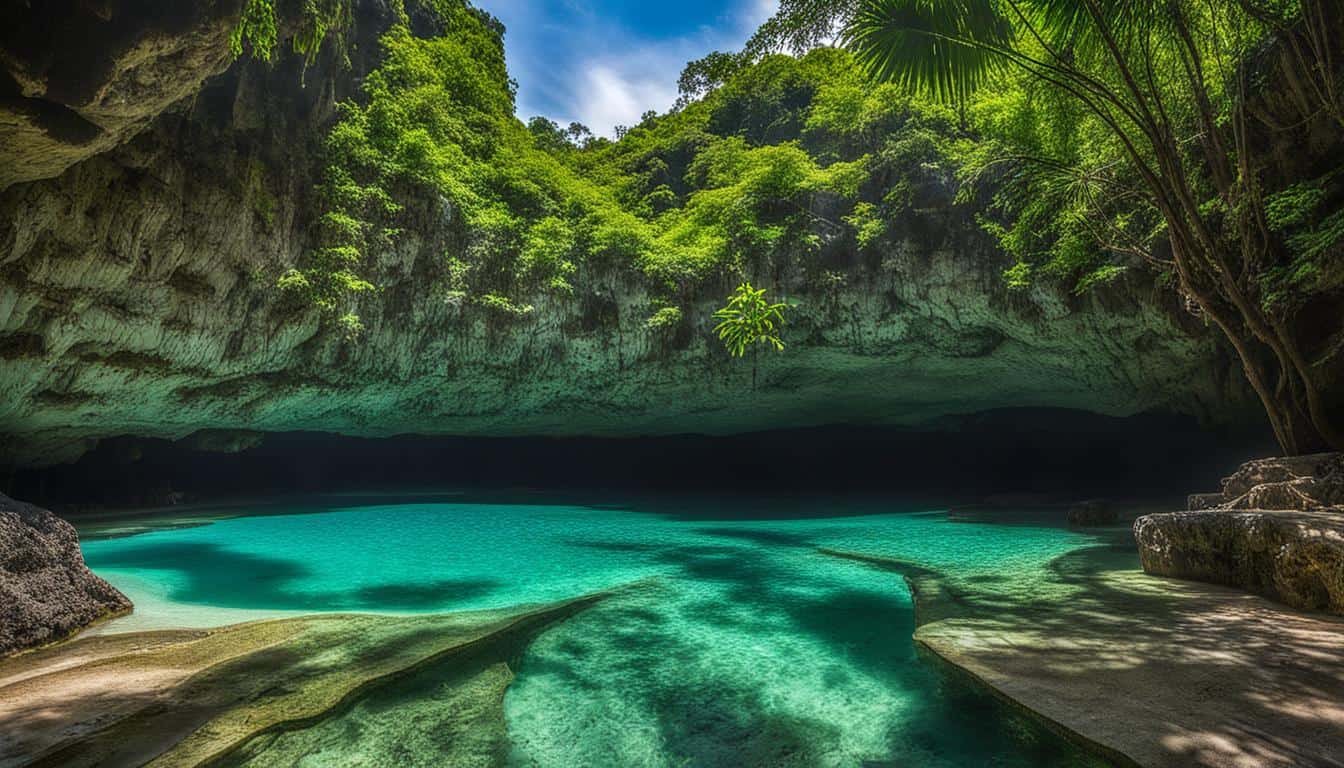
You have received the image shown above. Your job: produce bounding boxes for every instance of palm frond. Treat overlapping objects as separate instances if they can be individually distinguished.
[842,0,1015,104]
[1027,0,1171,58]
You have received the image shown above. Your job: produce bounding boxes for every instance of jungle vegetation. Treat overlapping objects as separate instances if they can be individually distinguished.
[238,0,1344,454]
[746,0,1344,453]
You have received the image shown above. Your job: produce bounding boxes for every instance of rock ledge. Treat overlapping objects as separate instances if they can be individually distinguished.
[1134,453,1344,614]
[0,493,131,656]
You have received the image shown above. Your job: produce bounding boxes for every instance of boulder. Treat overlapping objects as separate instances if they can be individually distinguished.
[1067,499,1118,526]
[1134,508,1344,614]
[0,493,131,656]
[1219,453,1344,510]
[1134,453,1344,615]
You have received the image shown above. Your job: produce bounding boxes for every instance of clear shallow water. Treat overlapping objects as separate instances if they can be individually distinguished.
[80,493,1112,766]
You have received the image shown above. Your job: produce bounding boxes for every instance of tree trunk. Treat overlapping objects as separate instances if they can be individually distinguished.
[1181,271,1335,456]
[1235,341,1329,455]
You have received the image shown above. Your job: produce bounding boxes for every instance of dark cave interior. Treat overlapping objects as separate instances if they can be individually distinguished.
[5,407,1275,510]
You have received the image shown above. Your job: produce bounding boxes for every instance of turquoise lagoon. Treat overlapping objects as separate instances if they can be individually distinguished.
[79,492,1117,766]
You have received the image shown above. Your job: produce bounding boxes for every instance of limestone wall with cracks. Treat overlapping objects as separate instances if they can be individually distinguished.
[0,0,1254,468]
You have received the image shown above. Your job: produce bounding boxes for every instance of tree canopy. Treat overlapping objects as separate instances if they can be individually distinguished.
[832,0,1344,452]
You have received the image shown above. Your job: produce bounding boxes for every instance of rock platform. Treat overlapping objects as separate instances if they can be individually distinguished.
[1135,453,1344,614]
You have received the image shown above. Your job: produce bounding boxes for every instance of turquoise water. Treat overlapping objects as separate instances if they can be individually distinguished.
[80,492,1111,766]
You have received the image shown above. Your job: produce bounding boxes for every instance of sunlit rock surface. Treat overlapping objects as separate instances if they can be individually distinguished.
[0,594,607,767]
[829,536,1344,768]
[0,1,1253,468]
[1135,453,1344,614]
[0,493,130,657]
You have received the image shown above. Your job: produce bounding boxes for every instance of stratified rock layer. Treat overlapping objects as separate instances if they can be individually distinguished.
[0,1,1253,468]
[1135,453,1344,614]
[0,493,131,656]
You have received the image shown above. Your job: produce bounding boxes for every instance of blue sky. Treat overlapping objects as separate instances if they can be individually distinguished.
[474,0,777,136]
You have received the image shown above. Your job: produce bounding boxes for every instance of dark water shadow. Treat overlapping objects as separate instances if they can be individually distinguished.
[86,541,312,608]
[346,579,501,610]
[650,679,839,767]
[85,540,502,612]
[690,526,817,547]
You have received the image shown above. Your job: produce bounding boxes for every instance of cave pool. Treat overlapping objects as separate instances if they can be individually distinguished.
[77,492,1118,767]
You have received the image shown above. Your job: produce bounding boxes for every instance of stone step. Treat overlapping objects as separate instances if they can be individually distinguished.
[1186,492,1225,511]
[1134,507,1344,615]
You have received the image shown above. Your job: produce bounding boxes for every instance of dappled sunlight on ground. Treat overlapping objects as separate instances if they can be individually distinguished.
[833,527,1344,768]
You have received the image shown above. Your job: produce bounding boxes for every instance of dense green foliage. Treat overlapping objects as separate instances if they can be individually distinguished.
[275,3,976,335]
[277,1,659,333]
[244,0,1342,452]
[575,49,970,302]
[760,0,1344,451]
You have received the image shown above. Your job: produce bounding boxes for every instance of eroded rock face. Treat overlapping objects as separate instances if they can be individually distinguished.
[0,1,1254,468]
[0,136,1250,467]
[0,493,131,656]
[0,93,1254,467]
[1135,454,1344,614]
[0,1,242,190]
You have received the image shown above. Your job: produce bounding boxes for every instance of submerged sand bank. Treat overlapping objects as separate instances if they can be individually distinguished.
[0,592,613,768]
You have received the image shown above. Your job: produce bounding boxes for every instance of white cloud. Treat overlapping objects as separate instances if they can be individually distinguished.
[576,64,680,134]
[481,0,781,138]
[744,0,778,28]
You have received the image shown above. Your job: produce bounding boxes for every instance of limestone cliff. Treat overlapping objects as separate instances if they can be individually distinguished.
[0,1,1252,468]
[0,1,244,190]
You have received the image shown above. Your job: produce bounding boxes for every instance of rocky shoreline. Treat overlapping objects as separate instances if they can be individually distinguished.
[824,524,1344,768]
[0,591,616,766]
[0,493,130,657]
[1135,453,1344,614]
